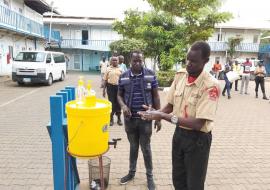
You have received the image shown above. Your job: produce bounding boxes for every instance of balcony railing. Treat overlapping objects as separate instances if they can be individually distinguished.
[0,4,43,37]
[208,42,260,52]
[60,39,115,51]
[44,26,61,42]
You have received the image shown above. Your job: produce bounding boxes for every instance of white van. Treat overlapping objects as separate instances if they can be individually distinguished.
[12,51,66,86]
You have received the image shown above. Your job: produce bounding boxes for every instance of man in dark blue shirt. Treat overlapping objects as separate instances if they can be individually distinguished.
[117,50,161,190]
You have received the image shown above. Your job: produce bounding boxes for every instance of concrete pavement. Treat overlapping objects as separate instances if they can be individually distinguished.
[0,72,269,190]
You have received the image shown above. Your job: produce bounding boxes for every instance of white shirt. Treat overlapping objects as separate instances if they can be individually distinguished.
[100,61,108,74]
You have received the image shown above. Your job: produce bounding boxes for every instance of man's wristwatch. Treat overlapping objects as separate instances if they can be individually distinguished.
[170,115,179,125]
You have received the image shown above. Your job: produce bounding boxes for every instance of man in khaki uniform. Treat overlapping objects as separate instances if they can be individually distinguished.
[103,56,123,126]
[138,41,220,190]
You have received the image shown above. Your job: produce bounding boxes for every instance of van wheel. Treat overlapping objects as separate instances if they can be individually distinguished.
[47,74,53,86]
[17,81,24,86]
[60,71,65,81]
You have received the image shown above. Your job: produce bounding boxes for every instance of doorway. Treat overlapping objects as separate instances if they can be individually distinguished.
[82,30,88,45]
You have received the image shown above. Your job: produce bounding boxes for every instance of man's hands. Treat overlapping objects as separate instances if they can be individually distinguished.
[154,120,161,132]
[102,90,106,98]
[138,110,163,121]
[122,105,132,119]
[138,105,162,132]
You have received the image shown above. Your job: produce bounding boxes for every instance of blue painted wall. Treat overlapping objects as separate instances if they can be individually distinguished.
[61,49,110,71]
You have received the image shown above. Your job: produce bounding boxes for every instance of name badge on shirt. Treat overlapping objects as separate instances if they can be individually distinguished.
[244,66,250,72]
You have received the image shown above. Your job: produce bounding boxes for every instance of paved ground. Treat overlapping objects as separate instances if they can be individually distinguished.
[0,72,270,190]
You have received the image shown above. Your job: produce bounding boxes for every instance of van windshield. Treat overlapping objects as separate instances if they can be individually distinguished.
[14,52,46,62]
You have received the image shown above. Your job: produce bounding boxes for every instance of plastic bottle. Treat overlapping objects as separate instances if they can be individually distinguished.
[85,80,96,106]
[76,76,86,103]
[86,80,96,96]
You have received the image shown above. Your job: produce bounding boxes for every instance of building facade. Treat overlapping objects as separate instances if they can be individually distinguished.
[0,0,60,75]
[205,19,270,71]
[43,15,121,72]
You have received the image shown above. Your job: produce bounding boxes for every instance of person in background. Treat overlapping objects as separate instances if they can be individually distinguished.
[212,60,222,79]
[240,58,252,95]
[64,55,70,73]
[118,55,127,72]
[232,60,241,91]
[222,61,232,99]
[100,56,109,88]
[103,56,123,126]
[254,61,269,100]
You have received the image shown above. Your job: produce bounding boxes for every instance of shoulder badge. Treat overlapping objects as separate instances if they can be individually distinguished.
[208,86,219,101]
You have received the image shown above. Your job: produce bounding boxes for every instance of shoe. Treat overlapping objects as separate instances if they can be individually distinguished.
[120,174,134,185]
[263,96,269,100]
[245,92,249,95]
[117,119,123,126]
[235,89,238,91]
[222,92,225,96]
[228,96,231,99]
[147,178,156,190]
[263,93,269,100]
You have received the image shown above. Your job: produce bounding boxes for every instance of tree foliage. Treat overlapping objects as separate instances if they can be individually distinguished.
[227,36,242,60]
[112,0,232,71]
[109,38,146,65]
[260,31,270,44]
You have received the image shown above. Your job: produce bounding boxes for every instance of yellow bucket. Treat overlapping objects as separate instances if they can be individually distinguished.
[66,96,112,158]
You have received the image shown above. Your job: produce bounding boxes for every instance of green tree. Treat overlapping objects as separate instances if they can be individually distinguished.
[227,36,242,61]
[146,0,232,44]
[113,10,184,70]
[260,31,270,44]
[109,38,146,66]
[112,1,232,71]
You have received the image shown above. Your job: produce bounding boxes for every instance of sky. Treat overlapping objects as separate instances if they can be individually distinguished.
[47,0,270,21]
[48,0,151,19]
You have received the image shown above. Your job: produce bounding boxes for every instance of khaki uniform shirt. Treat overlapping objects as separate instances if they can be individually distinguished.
[167,70,220,133]
[103,66,122,85]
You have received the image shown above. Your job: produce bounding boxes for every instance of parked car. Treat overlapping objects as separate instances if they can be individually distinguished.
[12,51,66,86]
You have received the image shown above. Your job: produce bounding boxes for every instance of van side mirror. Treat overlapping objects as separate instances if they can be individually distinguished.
[46,58,51,63]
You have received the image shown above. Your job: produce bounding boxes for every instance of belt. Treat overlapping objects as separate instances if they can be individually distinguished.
[107,83,118,86]
[175,126,211,139]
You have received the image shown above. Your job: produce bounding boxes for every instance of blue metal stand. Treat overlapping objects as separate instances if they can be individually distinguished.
[47,86,80,190]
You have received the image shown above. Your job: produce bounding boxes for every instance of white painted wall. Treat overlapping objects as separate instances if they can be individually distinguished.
[0,33,44,75]
[24,5,43,24]
[209,28,261,43]
[91,26,120,40]
[51,24,121,40]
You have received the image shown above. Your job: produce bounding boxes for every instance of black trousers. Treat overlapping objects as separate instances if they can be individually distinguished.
[229,80,238,90]
[234,80,238,90]
[172,127,212,190]
[124,118,153,179]
[255,76,265,93]
[107,83,121,116]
